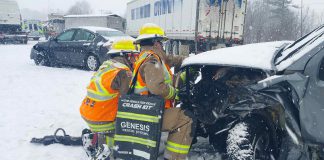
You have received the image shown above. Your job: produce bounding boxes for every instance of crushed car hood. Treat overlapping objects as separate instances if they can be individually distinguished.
[182,41,292,71]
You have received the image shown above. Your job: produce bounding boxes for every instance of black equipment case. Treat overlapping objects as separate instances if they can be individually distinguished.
[114,94,165,160]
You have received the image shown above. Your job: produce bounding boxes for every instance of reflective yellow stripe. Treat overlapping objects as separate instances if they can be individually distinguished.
[134,86,149,94]
[165,141,190,154]
[165,85,175,99]
[180,72,186,82]
[87,122,115,132]
[114,135,156,147]
[117,112,160,123]
[87,60,128,101]
[106,136,115,148]
[162,61,172,84]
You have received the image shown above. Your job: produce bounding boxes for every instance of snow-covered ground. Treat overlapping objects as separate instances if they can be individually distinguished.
[0,41,220,160]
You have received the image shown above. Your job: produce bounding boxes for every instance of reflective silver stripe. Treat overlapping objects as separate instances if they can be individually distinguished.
[94,79,105,93]
[134,87,149,94]
[87,91,116,101]
[87,61,127,101]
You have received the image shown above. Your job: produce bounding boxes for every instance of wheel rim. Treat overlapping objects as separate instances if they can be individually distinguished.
[253,133,271,160]
[36,52,46,65]
[87,56,97,71]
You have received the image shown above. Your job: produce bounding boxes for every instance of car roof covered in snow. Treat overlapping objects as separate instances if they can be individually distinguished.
[182,41,291,71]
[77,26,119,33]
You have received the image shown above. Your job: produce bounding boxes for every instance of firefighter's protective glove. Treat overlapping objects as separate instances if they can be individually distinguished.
[180,67,200,83]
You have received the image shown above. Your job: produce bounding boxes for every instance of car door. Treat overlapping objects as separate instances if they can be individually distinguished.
[50,29,76,64]
[69,29,96,66]
[300,47,324,144]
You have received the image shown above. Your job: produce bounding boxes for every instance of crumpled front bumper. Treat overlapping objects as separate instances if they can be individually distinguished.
[30,48,39,60]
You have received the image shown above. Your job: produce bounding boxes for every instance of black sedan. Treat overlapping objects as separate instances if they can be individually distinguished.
[30,26,133,71]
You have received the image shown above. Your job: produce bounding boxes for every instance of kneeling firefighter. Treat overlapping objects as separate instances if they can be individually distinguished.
[132,23,196,160]
[79,39,139,159]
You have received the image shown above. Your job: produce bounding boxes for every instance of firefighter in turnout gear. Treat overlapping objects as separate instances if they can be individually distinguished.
[79,39,139,160]
[132,23,196,160]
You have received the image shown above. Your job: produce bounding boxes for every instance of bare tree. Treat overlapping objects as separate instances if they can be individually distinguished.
[244,0,318,44]
[67,1,92,15]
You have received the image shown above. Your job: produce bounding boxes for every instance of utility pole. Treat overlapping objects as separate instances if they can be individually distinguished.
[194,0,200,54]
[301,0,303,37]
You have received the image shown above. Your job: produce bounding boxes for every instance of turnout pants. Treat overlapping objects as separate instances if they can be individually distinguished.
[162,108,196,160]
[83,118,115,149]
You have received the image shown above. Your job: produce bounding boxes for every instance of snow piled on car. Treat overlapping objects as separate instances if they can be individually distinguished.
[182,41,291,71]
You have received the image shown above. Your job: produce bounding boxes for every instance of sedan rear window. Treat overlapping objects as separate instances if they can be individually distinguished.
[96,30,126,37]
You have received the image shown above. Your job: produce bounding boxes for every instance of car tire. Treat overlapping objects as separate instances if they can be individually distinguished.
[85,54,100,71]
[34,50,50,66]
[226,119,275,160]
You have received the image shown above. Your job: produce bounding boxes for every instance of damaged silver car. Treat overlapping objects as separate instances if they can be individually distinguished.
[179,24,324,160]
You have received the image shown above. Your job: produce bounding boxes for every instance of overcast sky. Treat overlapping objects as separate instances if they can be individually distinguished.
[15,0,324,16]
[16,0,131,16]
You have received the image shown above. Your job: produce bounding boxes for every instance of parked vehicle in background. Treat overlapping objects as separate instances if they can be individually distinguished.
[22,19,43,40]
[179,24,324,159]
[64,14,126,32]
[30,26,134,71]
[126,0,246,54]
[0,0,28,44]
[44,18,65,40]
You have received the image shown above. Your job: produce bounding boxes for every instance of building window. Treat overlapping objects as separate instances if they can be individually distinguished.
[154,1,161,16]
[132,4,151,19]
[33,24,38,31]
[144,4,150,18]
[131,9,135,20]
[29,24,33,30]
[136,8,140,19]
[154,0,173,16]
[319,57,324,81]
[140,6,144,18]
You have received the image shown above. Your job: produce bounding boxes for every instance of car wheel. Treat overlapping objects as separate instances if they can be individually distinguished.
[34,50,50,66]
[226,120,275,160]
[85,54,99,71]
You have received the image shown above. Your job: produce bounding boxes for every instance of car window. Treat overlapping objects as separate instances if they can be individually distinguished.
[96,30,126,37]
[57,30,75,42]
[319,57,324,81]
[33,24,38,31]
[74,29,95,41]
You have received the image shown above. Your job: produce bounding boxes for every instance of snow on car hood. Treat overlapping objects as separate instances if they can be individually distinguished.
[182,41,292,70]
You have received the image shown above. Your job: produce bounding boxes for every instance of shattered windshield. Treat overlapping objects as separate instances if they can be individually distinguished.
[96,30,126,37]
[275,25,324,65]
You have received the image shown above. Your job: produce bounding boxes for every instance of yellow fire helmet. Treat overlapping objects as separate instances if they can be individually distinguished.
[107,39,140,55]
[134,23,168,44]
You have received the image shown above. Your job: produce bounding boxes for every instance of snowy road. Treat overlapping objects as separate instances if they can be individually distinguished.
[0,41,91,160]
[0,42,220,160]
